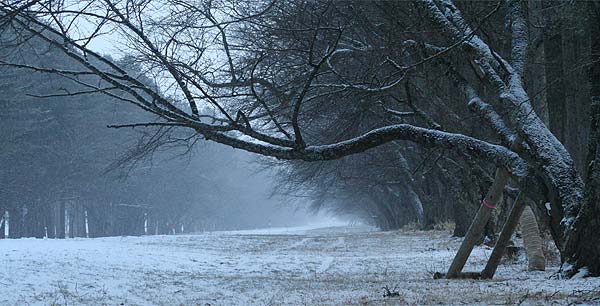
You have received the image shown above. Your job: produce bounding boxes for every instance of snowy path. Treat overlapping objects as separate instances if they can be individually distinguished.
[1,225,599,305]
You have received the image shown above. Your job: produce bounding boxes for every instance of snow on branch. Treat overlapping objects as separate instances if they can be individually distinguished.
[418,0,584,234]
[468,97,517,148]
[199,123,529,177]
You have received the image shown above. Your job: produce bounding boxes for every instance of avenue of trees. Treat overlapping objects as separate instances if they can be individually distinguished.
[0,0,599,278]
[0,34,294,238]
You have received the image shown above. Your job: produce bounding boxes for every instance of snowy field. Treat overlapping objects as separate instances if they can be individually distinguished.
[1,224,599,306]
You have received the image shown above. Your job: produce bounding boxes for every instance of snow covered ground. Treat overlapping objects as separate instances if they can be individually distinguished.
[1,224,599,305]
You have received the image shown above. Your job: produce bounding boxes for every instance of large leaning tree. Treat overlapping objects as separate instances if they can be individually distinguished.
[0,0,598,277]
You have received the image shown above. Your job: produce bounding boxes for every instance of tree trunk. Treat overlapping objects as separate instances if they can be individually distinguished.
[526,0,549,125]
[2,210,8,238]
[57,202,65,239]
[418,0,584,257]
[452,195,470,237]
[405,187,425,227]
[0,211,4,239]
[562,1,600,277]
[563,128,600,277]
[543,0,567,143]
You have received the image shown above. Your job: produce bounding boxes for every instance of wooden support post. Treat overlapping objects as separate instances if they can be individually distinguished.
[481,191,526,279]
[434,271,482,279]
[446,167,511,278]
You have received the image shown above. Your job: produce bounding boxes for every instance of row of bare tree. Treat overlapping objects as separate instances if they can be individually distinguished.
[0,34,288,238]
[0,0,598,277]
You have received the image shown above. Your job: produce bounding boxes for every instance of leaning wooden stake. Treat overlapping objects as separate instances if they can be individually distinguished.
[481,191,526,279]
[445,167,511,278]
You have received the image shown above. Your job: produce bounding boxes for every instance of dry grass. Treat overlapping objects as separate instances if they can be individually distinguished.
[2,226,599,306]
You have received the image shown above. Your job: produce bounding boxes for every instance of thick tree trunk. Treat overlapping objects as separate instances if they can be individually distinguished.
[452,196,470,237]
[526,0,549,125]
[543,0,567,143]
[393,151,426,228]
[417,1,585,253]
[563,115,600,277]
[562,1,600,277]
[405,187,425,227]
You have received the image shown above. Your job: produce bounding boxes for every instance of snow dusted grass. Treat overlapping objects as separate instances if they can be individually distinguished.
[1,225,599,305]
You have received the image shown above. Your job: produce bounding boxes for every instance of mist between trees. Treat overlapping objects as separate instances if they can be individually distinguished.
[0,0,599,278]
[0,41,310,237]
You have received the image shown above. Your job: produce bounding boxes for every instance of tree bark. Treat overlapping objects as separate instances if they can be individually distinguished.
[543,0,567,143]
[452,195,470,237]
[425,0,587,256]
[57,202,65,239]
[562,1,600,277]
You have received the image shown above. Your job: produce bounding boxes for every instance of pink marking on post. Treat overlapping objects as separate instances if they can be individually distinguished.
[482,199,495,209]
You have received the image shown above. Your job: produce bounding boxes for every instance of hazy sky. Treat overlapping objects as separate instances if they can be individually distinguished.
[70,9,330,230]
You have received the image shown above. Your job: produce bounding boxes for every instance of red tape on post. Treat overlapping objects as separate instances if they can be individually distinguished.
[482,199,495,209]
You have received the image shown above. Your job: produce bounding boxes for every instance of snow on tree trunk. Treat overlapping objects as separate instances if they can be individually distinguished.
[406,188,425,227]
[562,1,600,277]
[417,0,584,252]
[65,206,70,239]
[85,209,90,238]
[3,211,8,238]
[144,213,148,235]
[0,215,4,238]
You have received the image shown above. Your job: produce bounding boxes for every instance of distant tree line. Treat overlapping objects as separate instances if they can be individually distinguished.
[0,32,286,238]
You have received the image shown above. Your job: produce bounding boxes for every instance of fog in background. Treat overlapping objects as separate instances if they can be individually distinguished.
[0,33,326,238]
[172,146,320,231]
